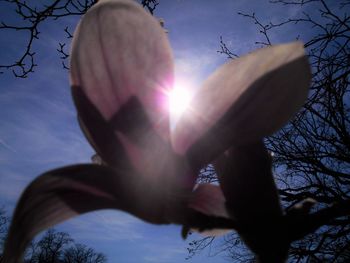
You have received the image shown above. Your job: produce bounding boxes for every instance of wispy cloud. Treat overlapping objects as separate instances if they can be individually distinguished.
[175,49,225,81]
[143,246,186,263]
[0,169,30,203]
[173,46,227,96]
[0,50,93,208]
[0,66,92,163]
[61,210,144,242]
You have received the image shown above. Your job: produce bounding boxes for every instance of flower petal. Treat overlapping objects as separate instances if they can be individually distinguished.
[73,86,127,166]
[188,183,229,219]
[2,164,169,263]
[70,0,174,145]
[172,42,310,165]
[213,141,282,221]
[2,165,116,262]
[2,164,235,262]
[212,141,288,261]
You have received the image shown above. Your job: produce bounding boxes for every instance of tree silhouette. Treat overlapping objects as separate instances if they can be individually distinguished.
[25,229,73,263]
[0,208,9,261]
[23,229,107,263]
[0,209,107,263]
[62,244,106,263]
[189,0,350,262]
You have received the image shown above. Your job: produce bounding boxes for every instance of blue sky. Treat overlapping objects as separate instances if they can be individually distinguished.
[0,0,322,262]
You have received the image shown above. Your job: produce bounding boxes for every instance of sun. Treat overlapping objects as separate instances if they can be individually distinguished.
[168,81,192,117]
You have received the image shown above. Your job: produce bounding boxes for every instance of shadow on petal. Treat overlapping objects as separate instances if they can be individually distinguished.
[70,0,174,142]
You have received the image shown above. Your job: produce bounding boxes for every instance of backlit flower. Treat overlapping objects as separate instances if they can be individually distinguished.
[3,0,310,262]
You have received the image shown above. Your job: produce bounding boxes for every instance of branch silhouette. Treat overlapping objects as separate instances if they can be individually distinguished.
[190,0,350,261]
[0,0,159,78]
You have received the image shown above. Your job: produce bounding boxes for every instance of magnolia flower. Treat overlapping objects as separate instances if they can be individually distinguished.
[3,0,311,262]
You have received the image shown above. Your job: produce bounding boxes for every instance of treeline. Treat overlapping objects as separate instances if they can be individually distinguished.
[0,208,107,263]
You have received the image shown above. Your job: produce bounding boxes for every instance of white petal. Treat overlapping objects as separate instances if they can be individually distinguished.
[70,0,173,142]
[172,42,310,164]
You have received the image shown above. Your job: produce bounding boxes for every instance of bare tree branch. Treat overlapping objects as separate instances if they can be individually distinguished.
[0,0,160,78]
[192,1,350,261]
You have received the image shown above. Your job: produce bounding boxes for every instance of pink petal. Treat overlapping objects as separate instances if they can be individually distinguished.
[172,42,310,164]
[70,0,174,143]
[2,164,178,263]
[69,0,182,186]
[188,183,229,219]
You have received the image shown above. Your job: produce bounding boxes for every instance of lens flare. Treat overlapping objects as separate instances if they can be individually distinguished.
[169,84,191,117]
